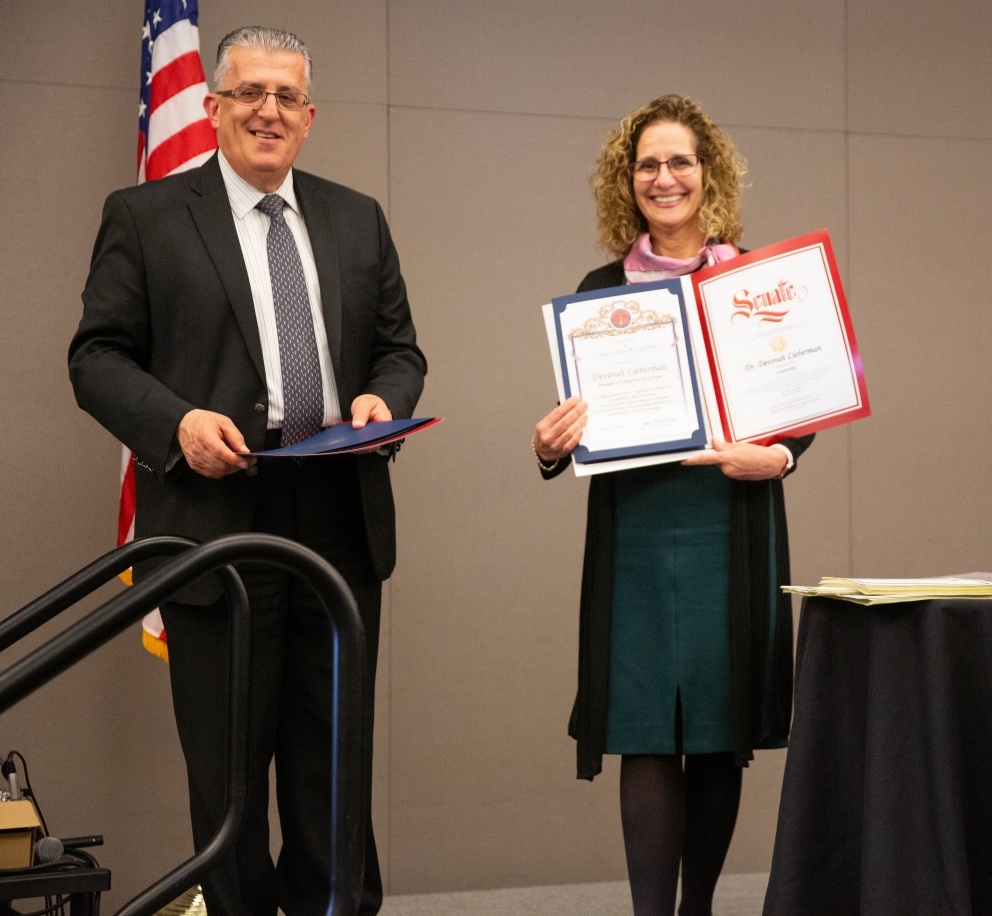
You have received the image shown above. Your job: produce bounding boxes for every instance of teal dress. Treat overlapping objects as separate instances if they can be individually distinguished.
[605,462,776,756]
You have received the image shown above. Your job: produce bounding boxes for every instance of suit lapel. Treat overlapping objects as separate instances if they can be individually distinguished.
[294,173,343,376]
[187,155,267,383]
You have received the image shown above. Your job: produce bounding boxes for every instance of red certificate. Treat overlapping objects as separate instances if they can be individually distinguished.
[691,230,870,444]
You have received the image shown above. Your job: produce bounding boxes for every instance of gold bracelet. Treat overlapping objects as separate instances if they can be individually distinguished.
[532,436,559,472]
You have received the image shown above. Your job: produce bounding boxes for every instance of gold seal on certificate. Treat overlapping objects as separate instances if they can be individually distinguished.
[542,230,870,477]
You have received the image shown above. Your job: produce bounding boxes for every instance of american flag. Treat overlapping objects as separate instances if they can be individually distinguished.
[136,0,216,182]
[124,0,217,658]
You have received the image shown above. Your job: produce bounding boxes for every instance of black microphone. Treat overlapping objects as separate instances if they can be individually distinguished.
[62,835,104,849]
[32,833,104,863]
[33,835,64,864]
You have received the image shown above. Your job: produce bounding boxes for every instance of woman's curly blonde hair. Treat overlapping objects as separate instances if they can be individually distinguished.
[593,94,747,259]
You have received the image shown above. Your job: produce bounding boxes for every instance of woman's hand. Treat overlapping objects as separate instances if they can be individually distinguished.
[681,439,788,481]
[534,396,588,463]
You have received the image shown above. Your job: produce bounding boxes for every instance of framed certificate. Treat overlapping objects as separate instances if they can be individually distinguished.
[551,279,709,464]
[691,230,870,444]
[542,230,870,476]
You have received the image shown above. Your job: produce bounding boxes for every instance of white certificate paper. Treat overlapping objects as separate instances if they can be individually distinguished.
[542,230,870,477]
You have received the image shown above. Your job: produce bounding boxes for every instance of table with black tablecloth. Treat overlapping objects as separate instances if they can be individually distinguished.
[763,595,992,916]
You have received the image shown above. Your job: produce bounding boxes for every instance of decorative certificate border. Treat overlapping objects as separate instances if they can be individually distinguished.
[551,278,709,463]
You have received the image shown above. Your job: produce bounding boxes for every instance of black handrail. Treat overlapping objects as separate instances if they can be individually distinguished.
[0,535,197,655]
[0,532,366,916]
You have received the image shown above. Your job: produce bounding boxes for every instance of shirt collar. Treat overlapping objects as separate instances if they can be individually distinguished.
[217,150,300,221]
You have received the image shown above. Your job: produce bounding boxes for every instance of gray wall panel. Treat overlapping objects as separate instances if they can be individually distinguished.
[849,0,992,138]
[848,134,992,573]
[389,0,845,129]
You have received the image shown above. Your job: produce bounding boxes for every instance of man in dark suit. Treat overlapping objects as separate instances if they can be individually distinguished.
[68,26,425,916]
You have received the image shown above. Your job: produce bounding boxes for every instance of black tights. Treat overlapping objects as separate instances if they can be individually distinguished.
[619,752,742,916]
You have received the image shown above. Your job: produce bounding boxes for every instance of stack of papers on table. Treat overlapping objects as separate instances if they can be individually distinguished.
[783,574,992,605]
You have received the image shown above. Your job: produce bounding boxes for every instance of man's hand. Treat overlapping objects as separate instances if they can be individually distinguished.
[681,439,788,481]
[351,394,392,428]
[177,409,255,478]
[349,395,393,454]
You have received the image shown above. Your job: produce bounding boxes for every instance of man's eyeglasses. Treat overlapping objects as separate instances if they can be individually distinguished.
[630,154,702,181]
[216,86,311,111]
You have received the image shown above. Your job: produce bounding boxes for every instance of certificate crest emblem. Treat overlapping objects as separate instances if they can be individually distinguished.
[610,308,632,329]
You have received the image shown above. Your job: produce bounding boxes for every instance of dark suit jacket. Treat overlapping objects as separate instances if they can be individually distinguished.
[69,153,426,596]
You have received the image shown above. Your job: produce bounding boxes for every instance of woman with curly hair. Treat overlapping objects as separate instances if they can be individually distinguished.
[533,95,814,916]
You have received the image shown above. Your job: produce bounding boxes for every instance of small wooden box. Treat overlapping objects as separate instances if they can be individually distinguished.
[0,800,41,869]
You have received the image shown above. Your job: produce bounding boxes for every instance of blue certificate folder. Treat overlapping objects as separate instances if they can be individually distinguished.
[552,279,708,464]
[252,418,441,457]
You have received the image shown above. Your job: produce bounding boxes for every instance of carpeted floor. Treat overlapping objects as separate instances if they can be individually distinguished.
[381,872,769,915]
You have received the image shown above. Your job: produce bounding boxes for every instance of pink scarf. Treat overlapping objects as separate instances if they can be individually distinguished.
[623,233,738,283]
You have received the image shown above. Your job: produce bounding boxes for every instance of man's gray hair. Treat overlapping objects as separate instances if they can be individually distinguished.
[214,26,314,94]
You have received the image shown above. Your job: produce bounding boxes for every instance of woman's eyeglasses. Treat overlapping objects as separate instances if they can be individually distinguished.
[630,154,702,181]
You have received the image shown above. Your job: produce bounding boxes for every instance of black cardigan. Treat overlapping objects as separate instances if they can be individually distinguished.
[545,260,814,778]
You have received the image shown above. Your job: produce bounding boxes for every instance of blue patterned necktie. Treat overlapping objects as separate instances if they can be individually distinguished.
[256,194,324,445]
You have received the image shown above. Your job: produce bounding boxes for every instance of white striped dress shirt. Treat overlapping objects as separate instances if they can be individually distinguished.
[217,151,342,430]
